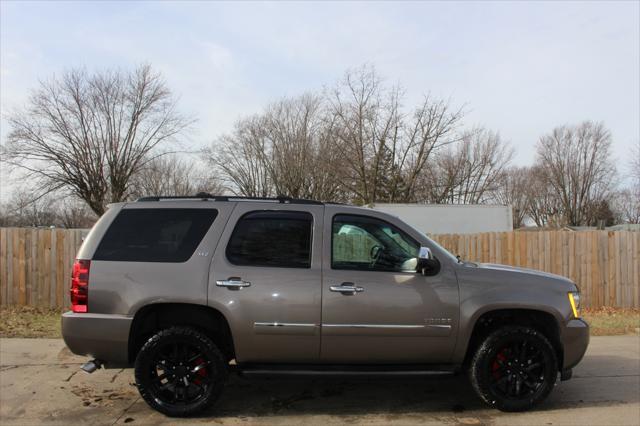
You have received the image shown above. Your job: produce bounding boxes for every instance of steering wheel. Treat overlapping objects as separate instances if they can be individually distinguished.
[370,245,383,268]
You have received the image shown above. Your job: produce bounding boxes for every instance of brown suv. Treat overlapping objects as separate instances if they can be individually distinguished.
[61,195,589,417]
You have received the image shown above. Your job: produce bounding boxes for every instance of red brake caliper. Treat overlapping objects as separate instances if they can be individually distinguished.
[192,357,208,385]
[492,350,506,379]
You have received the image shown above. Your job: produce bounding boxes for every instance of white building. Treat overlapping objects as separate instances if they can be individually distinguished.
[369,203,513,235]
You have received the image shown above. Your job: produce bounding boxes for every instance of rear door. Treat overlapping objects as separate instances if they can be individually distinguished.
[208,203,324,363]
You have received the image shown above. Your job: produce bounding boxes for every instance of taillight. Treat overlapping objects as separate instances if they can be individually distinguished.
[71,259,90,313]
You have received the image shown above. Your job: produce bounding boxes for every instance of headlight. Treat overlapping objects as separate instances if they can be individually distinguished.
[568,292,581,318]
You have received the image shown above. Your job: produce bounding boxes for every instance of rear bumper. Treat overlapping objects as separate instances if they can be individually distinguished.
[561,318,590,370]
[61,312,132,367]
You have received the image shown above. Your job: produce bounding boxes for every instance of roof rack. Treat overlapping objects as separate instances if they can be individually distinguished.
[136,193,325,205]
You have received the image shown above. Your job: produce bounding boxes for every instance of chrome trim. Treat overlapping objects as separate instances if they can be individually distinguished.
[254,323,449,330]
[329,285,364,293]
[254,322,318,328]
[216,279,251,288]
[322,324,425,329]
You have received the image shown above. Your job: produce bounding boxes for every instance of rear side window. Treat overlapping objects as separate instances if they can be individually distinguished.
[226,211,312,268]
[93,208,217,262]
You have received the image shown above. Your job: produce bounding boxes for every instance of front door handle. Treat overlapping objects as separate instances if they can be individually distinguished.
[216,278,251,289]
[330,282,364,294]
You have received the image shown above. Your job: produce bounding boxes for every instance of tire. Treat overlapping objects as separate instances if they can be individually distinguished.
[134,326,228,417]
[469,326,558,412]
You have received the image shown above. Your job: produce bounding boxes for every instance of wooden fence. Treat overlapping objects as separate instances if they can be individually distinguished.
[431,231,639,308]
[0,228,87,309]
[0,228,638,309]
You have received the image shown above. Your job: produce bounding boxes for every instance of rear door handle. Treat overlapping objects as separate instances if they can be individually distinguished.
[330,282,364,294]
[216,278,251,289]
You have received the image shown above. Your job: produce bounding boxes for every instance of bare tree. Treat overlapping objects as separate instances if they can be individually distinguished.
[206,115,274,198]
[584,199,617,227]
[2,65,192,216]
[611,142,640,224]
[0,189,95,228]
[327,67,401,203]
[58,198,97,228]
[526,166,563,227]
[261,94,345,200]
[207,67,464,204]
[0,190,59,227]
[534,121,616,226]
[206,94,347,201]
[129,155,223,198]
[612,189,640,224]
[419,128,513,204]
[328,65,464,204]
[492,166,533,228]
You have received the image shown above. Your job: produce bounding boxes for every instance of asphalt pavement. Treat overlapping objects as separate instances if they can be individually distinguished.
[0,335,638,425]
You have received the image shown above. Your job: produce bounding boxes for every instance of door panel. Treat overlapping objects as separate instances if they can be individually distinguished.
[320,206,459,364]
[208,203,324,363]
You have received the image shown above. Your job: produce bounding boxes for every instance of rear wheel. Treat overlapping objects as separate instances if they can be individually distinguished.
[469,326,558,412]
[134,326,227,417]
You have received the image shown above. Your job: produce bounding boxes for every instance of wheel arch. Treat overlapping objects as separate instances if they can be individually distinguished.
[128,303,235,363]
[461,307,564,371]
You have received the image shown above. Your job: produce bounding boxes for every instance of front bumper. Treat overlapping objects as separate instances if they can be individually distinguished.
[561,318,590,370]
[61,312,132,367]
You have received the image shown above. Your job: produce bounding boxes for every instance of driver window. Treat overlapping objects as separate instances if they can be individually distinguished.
[332,214,420,272]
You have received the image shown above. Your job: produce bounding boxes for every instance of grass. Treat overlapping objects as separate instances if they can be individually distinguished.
[0,306,638,339]
[0,306,64,338]
[582,307,640,336]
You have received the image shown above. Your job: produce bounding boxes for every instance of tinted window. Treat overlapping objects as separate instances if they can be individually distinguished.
[332,214,419,272]
[226,211,312,268]
[94,209,217,262]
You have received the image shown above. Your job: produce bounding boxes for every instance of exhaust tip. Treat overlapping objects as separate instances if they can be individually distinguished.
[81,359,103,374]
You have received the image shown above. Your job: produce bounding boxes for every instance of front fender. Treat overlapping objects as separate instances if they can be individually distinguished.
[452,265,573,364]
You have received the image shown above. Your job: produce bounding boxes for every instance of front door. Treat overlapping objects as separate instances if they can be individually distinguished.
[320,207,459,363]
[209,203,324,363]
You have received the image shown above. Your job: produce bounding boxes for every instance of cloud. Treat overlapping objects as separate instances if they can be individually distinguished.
[1,0,638,176]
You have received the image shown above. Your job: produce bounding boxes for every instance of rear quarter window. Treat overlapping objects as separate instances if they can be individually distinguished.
[93,208,217,262]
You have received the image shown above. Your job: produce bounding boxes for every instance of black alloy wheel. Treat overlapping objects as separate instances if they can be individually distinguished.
[489,339,546,398]
[470,326,558,412]
[134,327,227,417]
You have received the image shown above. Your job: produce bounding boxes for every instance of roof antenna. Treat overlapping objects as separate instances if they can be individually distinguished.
[195,192,213,199]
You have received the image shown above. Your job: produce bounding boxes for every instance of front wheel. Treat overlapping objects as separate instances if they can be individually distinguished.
[469,326,558,412]
[134,326,227,417]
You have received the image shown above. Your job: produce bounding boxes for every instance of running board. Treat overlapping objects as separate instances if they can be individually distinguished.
[235,363,459,377]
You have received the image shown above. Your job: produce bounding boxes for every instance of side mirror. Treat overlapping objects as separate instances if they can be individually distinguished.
[417,247,440,276]
[419,246,434,260]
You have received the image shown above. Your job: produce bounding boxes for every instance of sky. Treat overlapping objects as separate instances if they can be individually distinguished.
[1,0,639,200]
